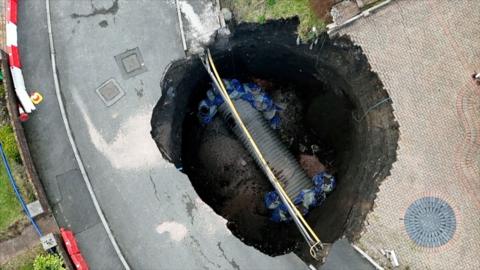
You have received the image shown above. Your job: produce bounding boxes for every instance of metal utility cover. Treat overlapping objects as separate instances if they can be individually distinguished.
[40,233,58,250]
[115,47,147,78]
[96,79,125,107]
[404,196,456,248]
[26,200,44,218]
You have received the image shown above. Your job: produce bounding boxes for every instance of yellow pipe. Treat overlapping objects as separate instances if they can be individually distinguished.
[206,51,322,248]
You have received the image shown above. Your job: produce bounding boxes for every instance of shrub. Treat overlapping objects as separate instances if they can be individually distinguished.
[33,254,65,270]
[0,125,20,163]
[267,0,276,7]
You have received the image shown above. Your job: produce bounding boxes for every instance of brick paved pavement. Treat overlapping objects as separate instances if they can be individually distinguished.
[338,1,480,269]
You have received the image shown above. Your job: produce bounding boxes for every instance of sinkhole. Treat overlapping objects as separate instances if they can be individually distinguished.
[151,19,399,260]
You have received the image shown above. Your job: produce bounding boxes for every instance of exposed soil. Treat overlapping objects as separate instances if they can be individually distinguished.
[151,18,399,262]
[0,218,29,242]
[180,80,342,255]
[183,117,301,255]
[310,0,335,22]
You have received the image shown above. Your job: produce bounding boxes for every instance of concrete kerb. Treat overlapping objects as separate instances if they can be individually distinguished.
[351,244,384,270]
[327,0,392,35]
[175,0,188,52]
[45,0,131,269]
[54,233,75,270]
[175,0,227,55]
[215,0,226,28]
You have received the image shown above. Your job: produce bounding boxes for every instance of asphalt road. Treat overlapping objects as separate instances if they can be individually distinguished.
[18,0,124,268]
[18,0,307,269]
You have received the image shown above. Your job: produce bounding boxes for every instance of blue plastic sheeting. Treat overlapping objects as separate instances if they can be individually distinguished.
[198,79,281,129]
[265,172,336,222]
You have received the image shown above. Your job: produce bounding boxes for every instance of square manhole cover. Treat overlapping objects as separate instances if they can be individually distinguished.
[96,79,125,107]
[115,47,147,78]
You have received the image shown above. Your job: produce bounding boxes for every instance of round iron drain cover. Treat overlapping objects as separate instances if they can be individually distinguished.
[404,197,456,248]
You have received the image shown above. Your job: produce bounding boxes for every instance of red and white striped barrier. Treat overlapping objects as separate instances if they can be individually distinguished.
[60,228,89,270]
[6,0,36,113]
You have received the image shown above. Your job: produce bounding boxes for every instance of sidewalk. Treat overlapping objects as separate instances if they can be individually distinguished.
[0,215,56,265]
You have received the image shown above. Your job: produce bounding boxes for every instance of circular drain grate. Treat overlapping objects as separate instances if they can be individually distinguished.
[404,197,456,248]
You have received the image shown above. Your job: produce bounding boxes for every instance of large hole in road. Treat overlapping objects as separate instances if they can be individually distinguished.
[151,19,399,260]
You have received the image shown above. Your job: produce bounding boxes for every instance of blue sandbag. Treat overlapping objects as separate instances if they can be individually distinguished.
[198,100,217,124]
[198,79,340,222]
[265,172,336,223]
[271,203,291,222]
[223,79,245,99]
[313,172,336,194]
[269,114,281,130]
[265,191,281,210]
[197,79,281,128]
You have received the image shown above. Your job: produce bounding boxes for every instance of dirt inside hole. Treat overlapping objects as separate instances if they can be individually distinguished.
[151,19,399,262]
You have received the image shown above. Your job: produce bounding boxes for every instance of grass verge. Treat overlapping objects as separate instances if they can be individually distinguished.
[0,164,23,233]
[222,0,326,40]
[0,245,46,270]
[0,79,34,235]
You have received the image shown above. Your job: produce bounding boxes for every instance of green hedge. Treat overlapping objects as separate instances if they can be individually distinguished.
[0,125,20,163]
